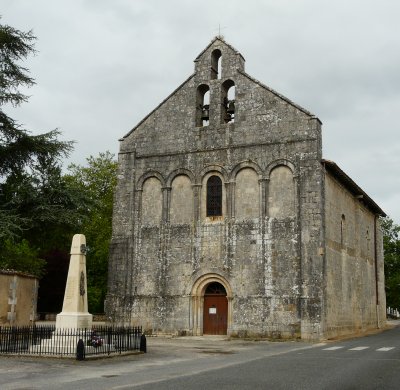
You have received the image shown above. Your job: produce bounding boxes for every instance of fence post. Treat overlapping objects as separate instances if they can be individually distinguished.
[107,326,112,355]
[140,334,147,353]
[76,338,85,361]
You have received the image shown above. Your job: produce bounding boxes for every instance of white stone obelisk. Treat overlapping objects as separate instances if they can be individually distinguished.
[55,234,93,329]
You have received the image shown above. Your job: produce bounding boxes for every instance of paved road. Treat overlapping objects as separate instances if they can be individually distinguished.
[1,324,400,389]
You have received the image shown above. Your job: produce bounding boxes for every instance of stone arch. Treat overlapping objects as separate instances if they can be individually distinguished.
[199,166,229,221]
[211,49,222,80]
[170,174,194,224]
[166,168,195,187]
[141,176,163,225]
[230,161,263,181]
[234,167,260,221]
[137,170,166,190]
[190,273,233,336]
[198,164,229,184]
[265,159,296,179]
[221,79,235,124]
[267,164,296,219]
[196,84,210,127]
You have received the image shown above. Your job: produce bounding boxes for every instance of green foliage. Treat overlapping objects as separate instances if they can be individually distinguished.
[0,118,74,178]
[382,217,400,309]
[0,21,36,107]
[1,155,90,247]
[0,20,73,179]
[66,152,118,312]
[0,209,27,240]
[0,19,76,282]
[0,20,117,313]
[0,239,46,277]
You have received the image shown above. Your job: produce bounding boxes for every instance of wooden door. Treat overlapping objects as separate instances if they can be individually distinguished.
[203,295,228,335]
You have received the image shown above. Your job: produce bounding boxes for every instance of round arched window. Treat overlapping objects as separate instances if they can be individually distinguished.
[206,175,222,216]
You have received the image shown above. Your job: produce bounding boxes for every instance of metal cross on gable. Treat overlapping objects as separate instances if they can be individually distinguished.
[215,24,227,38]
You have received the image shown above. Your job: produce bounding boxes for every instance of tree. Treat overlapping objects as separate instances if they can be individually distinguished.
[0,20,116,312]
[0,239,45,277]
[66,152,118,312]
[0,19,73,242]
[0,152,92,278]
[382,217,400,309]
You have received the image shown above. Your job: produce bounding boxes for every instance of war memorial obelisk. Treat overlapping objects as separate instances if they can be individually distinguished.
[55,234,92,329]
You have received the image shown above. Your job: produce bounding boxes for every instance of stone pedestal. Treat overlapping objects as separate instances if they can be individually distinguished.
[55,313,92,329]
[55,234,92,330]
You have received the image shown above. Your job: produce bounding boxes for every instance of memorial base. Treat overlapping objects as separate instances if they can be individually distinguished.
[56,312,93,329]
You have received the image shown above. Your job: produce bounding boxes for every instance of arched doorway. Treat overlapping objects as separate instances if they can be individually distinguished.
[191,273,232,336]
[203,282,228,335]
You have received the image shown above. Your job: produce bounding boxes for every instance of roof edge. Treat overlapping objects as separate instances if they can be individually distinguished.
[322,159,386,217]
[239,70,319,119]
[0,269,39,279]
[194,36,245,63]
[120,73,195,140]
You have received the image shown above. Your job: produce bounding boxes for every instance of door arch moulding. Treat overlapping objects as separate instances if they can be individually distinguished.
[190,273,233,336]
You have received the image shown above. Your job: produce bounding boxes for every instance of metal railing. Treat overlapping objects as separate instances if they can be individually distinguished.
[387,307,400,319]
[0,325,144,358]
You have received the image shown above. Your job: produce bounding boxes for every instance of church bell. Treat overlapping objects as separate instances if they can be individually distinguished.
[227,100,235,114]
[201,105,210,120]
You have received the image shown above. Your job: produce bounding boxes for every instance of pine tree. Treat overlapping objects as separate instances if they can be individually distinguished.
[0,20,73,176]
[0,19,73,242]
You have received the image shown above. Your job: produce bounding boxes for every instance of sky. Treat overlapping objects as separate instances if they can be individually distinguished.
[2,0,400,223]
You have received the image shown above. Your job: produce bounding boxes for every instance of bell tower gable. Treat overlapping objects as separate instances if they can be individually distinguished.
[194,37,245,85]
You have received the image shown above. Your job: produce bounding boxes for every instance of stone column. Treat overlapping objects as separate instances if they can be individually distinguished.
[162,186,172,223]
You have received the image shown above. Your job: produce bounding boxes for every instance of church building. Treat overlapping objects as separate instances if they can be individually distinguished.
[105,37,386,340]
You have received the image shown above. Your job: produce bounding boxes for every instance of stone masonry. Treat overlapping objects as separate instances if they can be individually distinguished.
[105,37,386,340]
[0,270,38,326]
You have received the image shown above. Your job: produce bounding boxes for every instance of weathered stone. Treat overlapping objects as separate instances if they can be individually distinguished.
[105,37,386,340]
[0,270,38,326]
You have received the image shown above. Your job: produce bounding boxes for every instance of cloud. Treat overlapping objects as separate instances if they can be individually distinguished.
[2,0,400,222]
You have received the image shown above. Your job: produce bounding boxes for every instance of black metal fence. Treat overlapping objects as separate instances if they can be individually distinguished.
[0,325,144,358]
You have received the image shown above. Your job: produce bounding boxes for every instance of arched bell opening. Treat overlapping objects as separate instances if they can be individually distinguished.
[211,49,222,80]
[221,79,235,124]
[196,84,210,127]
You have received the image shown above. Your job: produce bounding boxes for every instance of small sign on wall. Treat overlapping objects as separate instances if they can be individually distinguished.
[209,307,217,314]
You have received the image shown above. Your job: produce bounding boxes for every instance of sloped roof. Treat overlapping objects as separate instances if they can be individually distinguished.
[194,36,245,63]
[121,73,195,140]
[322,159,386,216]
[0,269,38,279]
[239,70,318,119]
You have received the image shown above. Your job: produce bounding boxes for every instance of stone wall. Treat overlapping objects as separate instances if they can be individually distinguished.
[324,173,386,337]
[106,37,326,339]
[0,271,39,326]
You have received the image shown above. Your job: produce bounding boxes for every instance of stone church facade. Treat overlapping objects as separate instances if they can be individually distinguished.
[105,37,386,340]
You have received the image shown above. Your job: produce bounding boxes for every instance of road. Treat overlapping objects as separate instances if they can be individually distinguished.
[1,324,400,389]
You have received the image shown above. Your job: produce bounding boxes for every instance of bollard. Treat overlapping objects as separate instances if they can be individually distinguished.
[140,334,147,353]
[76,338,85,361]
